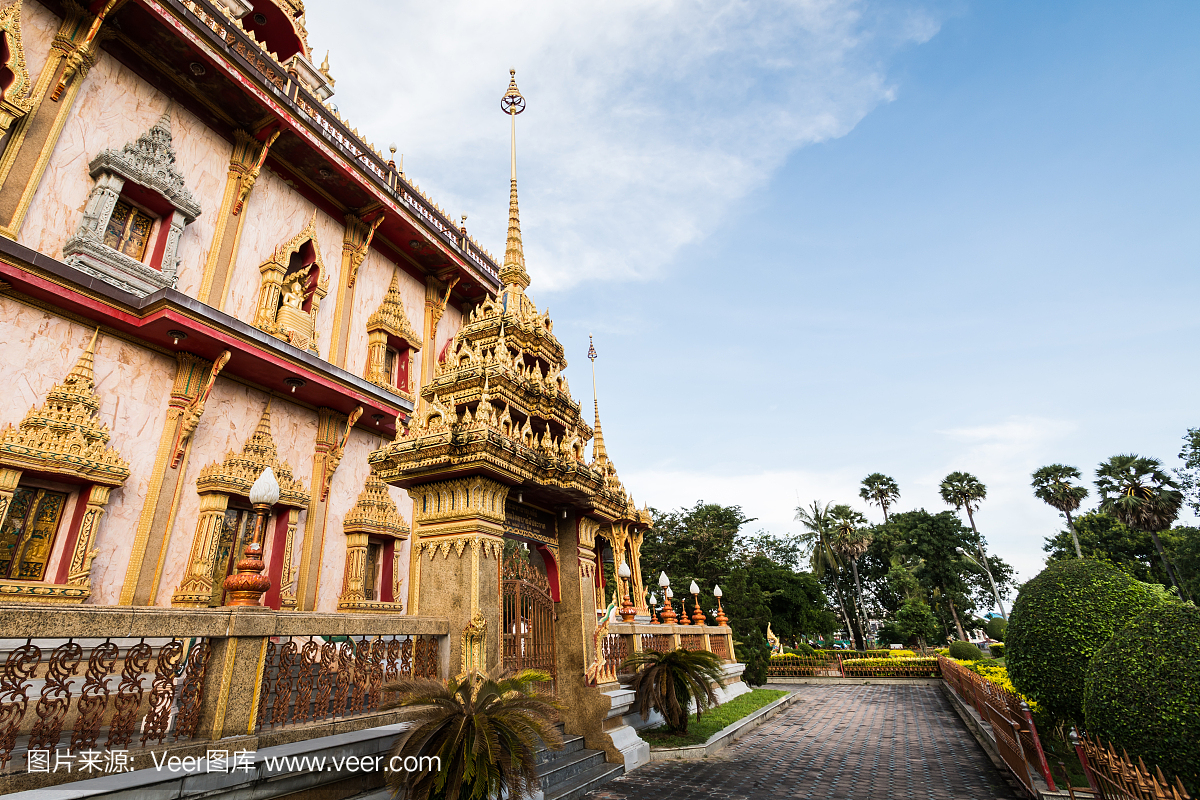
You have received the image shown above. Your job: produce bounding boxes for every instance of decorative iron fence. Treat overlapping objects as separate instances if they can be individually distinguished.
[679,634,704,651]
[1069,729,1193,800]
[709,635,730,661]
[0,636,211,770]
[256,634,440,732]
[939,656,1055,794]
[639,633,672,654]
[840,657,940,678]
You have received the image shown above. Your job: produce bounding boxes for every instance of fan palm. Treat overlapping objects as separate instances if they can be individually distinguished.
[830,504,872,648]
[1096,454,1188,597]
[624,647,726,735]
[939,471,987,535]
[859,473,900,523]
[381,669,562,800]
[1031,464,1089,558]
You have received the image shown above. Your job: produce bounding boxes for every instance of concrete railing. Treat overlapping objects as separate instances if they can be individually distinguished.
[0,604,449,794]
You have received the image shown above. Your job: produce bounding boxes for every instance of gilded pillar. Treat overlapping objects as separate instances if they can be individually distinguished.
[407,477,506,671]
[171,492,231,607]
[0,468,21,532]
[66,485,111,586]
[197,130,279,309]
[120,351,230,606]
[329,212,382,368]
[628,528,646,613]
[417,275,457,412]
[0,3,109,237]
[339,532,369,603]
[279,508,300,609]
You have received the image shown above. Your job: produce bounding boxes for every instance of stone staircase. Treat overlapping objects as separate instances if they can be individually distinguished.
[536,725,623,800]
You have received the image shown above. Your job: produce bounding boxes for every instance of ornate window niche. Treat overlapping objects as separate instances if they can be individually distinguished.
[365,271,421,402]
[62,109,201,296]
[338,473,410,612]
[171,402,310,609]
[0,1,34,134]
[252,213,330,355]
[0,330,130,604]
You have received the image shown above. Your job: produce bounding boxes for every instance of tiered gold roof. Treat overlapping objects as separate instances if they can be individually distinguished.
[0,330,129,486]
[344,473,410,539]
[196,402,310,507]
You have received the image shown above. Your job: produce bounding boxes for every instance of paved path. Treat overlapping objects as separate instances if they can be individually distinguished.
[585,684,1020,800]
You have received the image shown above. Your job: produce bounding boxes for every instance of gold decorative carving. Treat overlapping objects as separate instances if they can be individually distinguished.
[365,271,421,400]
[409,476,508,527]
[50,0,117,102]
[0,329,129,486]
[170,350,231,468]
[0,1,34,133]
[460,611,487,676]
[279,507,301,609]
[337,473,409,612]
[317,405,361,501]
[231,129,280,216]
[172,402,310,607]
[252,212,330,355]
[344,212,383,288]
[416,535,502,562]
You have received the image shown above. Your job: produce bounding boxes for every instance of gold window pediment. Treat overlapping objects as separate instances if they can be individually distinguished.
[253,212,330,355]
[195,402,310,508]
[0,1,34,133]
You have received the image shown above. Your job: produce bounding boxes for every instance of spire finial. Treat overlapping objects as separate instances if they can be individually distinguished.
[588,334,607,463]
[499,70,529,291]
[66,328,101,387]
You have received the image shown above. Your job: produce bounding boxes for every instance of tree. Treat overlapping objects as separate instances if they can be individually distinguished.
[1096,454,1189,599]
[829,504,872,650]
[859,473,900,523]
[881,598,939,649]
[1043,512,1163,581]
[625,648,726,735]
[939,472,1004,622]
[1175,427,1200,515]
[382,669,562,800]
[889,509,978,641]
[795,500,856,643]
[1031,464,1089,558]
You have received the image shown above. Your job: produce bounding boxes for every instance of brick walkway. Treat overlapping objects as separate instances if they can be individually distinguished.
[585,684,1020,800]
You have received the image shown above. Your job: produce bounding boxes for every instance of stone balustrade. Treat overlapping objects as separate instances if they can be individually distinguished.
[0,604,449,795]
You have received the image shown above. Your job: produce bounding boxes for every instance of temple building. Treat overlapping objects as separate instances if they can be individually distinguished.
[0,1,741,796]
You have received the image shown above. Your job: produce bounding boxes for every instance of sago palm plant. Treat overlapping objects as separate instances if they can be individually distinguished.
[381,669,562,800]
[624,648,726,735]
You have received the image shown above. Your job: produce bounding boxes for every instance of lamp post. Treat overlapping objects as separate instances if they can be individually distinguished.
[957,545,1008,621]
[649,592,658,624]
[617,560,636,622]
[223,467,279,607]
[689,580,706,625]
[658,572,676,624]
[713,584,728,626]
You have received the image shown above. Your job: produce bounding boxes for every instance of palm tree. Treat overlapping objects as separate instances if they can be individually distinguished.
[830,504,872,649]
[859,473,900,523]
[1096,454,1189,599]
[795,500,855,639]
[1031,464,1089,558]
[381,669,562,800]
[938,471,994,633]
[624,648,726,735]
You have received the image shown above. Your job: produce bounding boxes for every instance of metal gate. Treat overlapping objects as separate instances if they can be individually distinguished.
[501,552,556,691]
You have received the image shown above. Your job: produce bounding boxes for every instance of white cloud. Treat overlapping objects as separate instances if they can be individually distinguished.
[304,0,941,290]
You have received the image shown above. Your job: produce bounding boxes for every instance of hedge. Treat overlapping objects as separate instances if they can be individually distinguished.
[1006,558,1174,722]
[988,642,1005,658]
[1083,604,1200,795]
[840,657,940,678]
[948,640,985,661]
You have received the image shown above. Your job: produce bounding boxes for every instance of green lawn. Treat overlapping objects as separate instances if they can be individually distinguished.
[639,688,789,748]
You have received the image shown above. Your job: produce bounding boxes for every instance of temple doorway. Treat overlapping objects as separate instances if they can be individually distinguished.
[501,543,556,692]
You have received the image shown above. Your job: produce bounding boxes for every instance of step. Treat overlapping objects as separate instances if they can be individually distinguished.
[543,762,625,800]
[538,748,607,790]
[536,733,586,765]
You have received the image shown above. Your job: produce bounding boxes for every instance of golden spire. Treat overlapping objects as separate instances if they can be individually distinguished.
[588,334,608,464]
[66,328,101,388]
[499,69,529,291]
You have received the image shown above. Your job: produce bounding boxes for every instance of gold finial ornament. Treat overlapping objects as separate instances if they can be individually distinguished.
[499,70,530,291]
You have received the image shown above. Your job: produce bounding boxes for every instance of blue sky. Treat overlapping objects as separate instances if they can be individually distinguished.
[307,1,1200,585]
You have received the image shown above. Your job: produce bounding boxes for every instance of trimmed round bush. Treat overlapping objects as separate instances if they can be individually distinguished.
[987,642,1005,658]
[986,617,1007,642]
[1083,605,1200,795]
[948,640,985,661]
[1006,558,1173,721]
[793,641,816,656]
